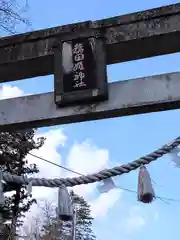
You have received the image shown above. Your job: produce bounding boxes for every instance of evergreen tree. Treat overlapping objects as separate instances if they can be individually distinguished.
[0,130,45,237]
[41,191,96,240]
[72,191,96,240]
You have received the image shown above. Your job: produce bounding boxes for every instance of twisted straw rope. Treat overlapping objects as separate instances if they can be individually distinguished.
[2,137,180,188]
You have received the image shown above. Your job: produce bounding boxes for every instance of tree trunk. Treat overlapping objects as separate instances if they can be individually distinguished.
[11,215,17,240]
[11,188,20,240]
[0,213,4,238]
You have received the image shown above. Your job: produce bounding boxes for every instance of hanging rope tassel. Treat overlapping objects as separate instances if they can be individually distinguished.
[97,178,116,194]
[0,170,4,205]
[58,185,73,221]
[137,166,155,204]
[168,147,180,168]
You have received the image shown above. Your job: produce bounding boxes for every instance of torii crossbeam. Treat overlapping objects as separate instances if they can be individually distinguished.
[0,3,180,130]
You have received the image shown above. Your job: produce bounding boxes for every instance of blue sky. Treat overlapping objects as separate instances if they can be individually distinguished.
[3,0,180,239]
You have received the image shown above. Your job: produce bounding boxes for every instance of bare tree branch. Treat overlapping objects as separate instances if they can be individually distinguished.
[0,0,31,35]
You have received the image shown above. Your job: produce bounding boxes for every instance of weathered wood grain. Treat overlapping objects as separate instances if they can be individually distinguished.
[0,3,180,81]
[0,72,180,130]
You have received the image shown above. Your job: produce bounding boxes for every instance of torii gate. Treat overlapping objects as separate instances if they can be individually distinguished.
[0,3,180,131]
[1,3,180,238]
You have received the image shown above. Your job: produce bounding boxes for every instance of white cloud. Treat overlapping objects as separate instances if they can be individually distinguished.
[90,189,122,219]
[28,138,121,220]
[66,141,109,198]
[124,205,160,234]
[67,141,109,175]
[0,84,25,99]
[66,141,122,218]
[28,128,67,201]
[124,206,146,234]
[0,84,122,222]
[126,214,146,233]
[28,133,121,220]
[23,128,67,222]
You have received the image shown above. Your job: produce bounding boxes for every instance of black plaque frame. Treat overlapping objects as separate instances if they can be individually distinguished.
[54,29,108,107]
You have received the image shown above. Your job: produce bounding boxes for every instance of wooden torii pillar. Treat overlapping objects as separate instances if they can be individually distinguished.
[0,3,179,130]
